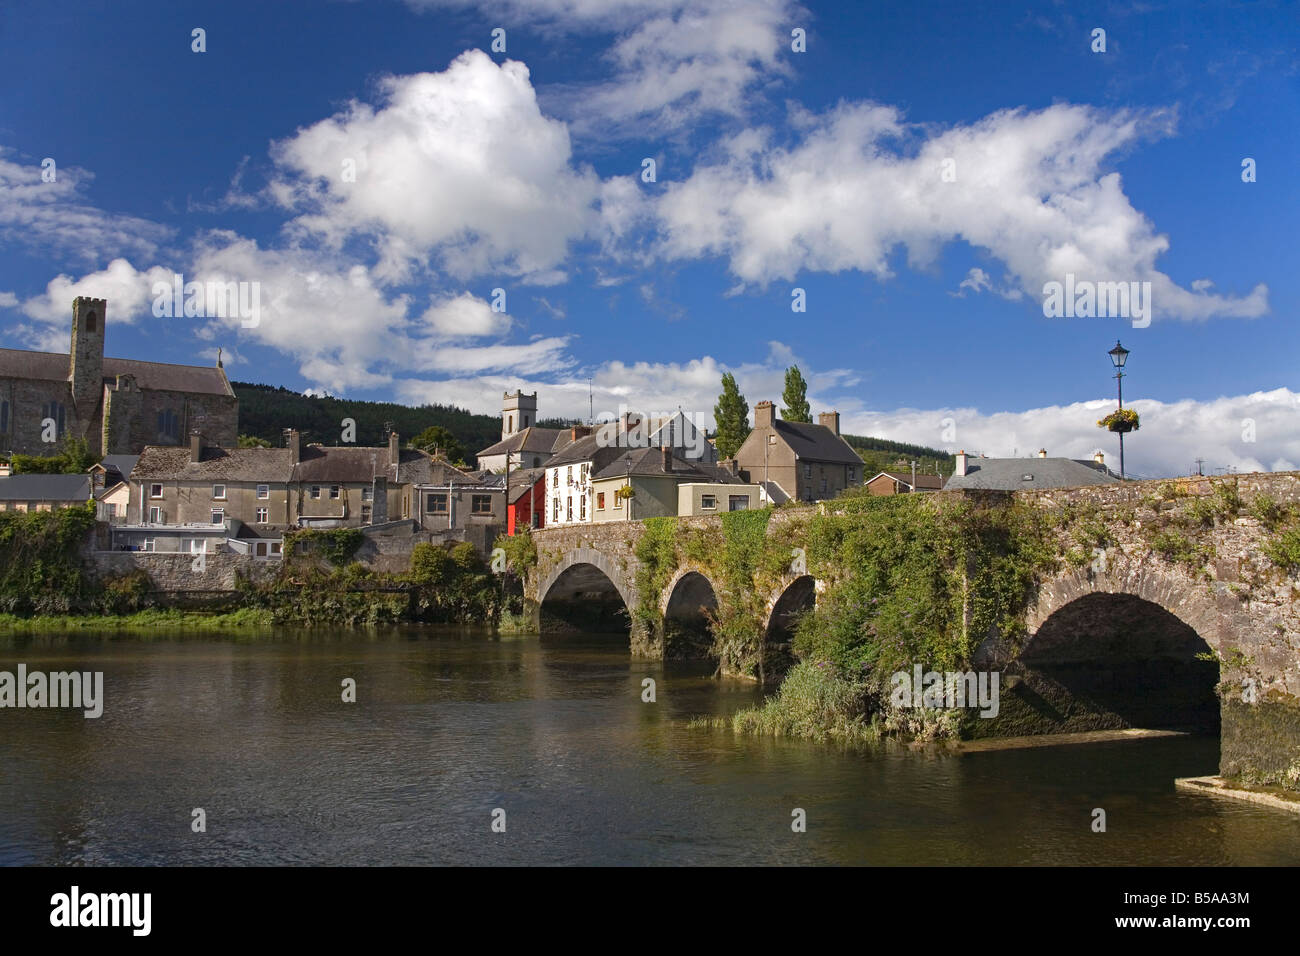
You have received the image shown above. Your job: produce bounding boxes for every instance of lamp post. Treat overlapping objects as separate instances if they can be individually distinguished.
[1108,340,1130,480]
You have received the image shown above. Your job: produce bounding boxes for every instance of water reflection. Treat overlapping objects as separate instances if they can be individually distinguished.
[0,627,1295,866]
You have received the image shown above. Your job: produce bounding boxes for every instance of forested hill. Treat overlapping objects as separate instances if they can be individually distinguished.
[841,434,954,478]
[232,382,502,451]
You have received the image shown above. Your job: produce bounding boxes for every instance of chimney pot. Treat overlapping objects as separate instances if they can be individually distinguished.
[189,430,202,462]
[1038,448,1047,458]
[389,430,400,468]
[955,450,968,477]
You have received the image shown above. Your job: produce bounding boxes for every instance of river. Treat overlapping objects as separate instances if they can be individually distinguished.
[2,627,1297,866]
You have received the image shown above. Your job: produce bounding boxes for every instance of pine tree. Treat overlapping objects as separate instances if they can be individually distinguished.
[782,366,811,423]
[713,372,751,459]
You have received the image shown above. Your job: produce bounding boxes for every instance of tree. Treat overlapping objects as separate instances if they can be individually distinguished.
[237,434,271,448]
[10,437,97,474]
[713,372,751,459]
[782,366,811,423]
[411,425,467,466]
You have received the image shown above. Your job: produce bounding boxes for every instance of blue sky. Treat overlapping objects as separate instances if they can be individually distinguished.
[0,0,1296,475]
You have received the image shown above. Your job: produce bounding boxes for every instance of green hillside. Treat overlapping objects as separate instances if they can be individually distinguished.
[232,382,502,452]
[842,433,953,478]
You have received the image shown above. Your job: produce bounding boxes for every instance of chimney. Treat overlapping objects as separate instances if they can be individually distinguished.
[189,430,203,462]
[389,430,400,468]
[1093,451,1105,465]
[724,458,739,476]
[955,450,968,477]
[662,447,672,472]
[754,401,776,428]
[287,429,300,464]
[818,411,840,436]
[1038,448,1047,458]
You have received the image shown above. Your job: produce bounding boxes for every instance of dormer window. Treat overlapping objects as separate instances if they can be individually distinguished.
[1021,474,1034,481]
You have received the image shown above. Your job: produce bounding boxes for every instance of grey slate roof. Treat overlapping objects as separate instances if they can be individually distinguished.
[943,457,1118,490]
[0,349,233,396]
[591,447,743,482]
[0,474,91,501]
[770,420,863,465]
[476,426,575,458]
[505,467,546,503]
[131,445,295,482]
[98,455,140,479]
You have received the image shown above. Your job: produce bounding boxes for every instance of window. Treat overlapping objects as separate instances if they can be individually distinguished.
[212,484,226,499]
[142,538,155,553]
[522,415,529,427]
[507,415,513,432]
[360,505,371,523]
[189,539,205,554]
[150,483,163,498]
[156,408,179,441]
[566,497,572,521]
[848,466,856,482]
[329,485,340,499]
[533,457,541,468]
[472,494,492,514]
[256,484,269,499]
[567,466,573,484]
[211,508,224,525]
[596,492,606,509]
[580,464,588,482]
[85,311,96,332]
[148,506,164,523]
[254,542,269,557]
[255,508,268,523]
[103,503,117,518]
[614,490,622,509]
[729,495,749,511]
[821,477,827,494]
[701,494,717,510]
[427,493,448,514]
[553,498,560,521]
[803,463,812,479]
[579,496,586,520]
[310,486,321,499]
[270,542,282,556]
[361,486,373,502]
[0,400,8,434]
[41,401,66,438]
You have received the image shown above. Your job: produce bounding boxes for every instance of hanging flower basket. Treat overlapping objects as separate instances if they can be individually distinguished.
[615,486,636,500]
[1097,408,1139,433]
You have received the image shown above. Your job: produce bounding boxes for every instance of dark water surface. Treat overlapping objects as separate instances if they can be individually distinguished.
[1,627,1298,865]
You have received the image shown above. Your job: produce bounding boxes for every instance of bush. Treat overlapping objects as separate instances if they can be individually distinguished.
[729,661,875,742]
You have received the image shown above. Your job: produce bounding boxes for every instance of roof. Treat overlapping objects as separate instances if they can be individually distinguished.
[0,349,233,396]
[0,474,91,501]
[505,467,546,502]
[476,426,574,458]
[870,471,946,490]
[765,420,863,466]
[131,445,295,482]
[544,433,626,470]
[943,457,1119,490]
[290,446,452,485]
[591,447,744,482]
[95,454,140,478]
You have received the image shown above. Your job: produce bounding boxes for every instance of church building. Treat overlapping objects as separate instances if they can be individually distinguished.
[0,296,238,457]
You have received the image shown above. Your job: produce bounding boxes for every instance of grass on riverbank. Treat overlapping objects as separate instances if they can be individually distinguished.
[0,607,274,630]
[690,661,883,744]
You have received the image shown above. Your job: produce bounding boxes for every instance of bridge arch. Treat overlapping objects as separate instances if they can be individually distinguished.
[537,548,636,636]
[660,565,720,659]
[1009,566,1247,734]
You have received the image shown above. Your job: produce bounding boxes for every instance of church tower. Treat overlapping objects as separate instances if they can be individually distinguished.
[502,389,537,441]
[68,296,106,445]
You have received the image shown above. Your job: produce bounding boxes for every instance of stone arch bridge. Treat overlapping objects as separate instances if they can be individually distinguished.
[524,474,1300,785]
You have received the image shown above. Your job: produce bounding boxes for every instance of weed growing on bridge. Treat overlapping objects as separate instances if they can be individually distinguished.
[0,503,98,614]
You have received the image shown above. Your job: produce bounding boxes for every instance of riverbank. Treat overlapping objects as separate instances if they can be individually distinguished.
[0,608,274,631]
[1175,775,1300,814]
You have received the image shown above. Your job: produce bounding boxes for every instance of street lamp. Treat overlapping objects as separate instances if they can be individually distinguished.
[1108,340,1130,480]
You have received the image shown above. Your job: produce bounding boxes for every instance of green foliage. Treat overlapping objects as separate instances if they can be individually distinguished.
[0,503,98,612]
[410,425,467,467]
[493,530,537,571]
[713,372,751,460]
[10,437,97,475]
[286,528,364,566]
[1250,493,1290,532]
[725,660,876,742]
[632,517,679,630]
[406,541,500,621]
[797,495,1053,696]
[1149,528,1214,571]
[781,365,811,423]
[231,381,496,456]
[237,434,272,448]
[1263,526,1300,572]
